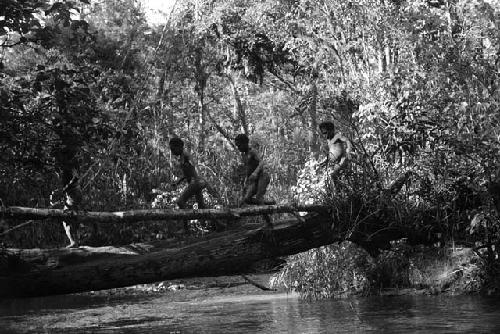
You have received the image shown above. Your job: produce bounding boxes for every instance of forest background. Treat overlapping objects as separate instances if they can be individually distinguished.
[1,0,500,294]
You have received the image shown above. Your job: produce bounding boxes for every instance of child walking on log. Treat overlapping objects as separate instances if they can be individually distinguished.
[169,137,222,232]
[53,139,83,248]
[61,168,83,248]
[318,121,353,178]
[234,134,275,231]
[234,134,274,206]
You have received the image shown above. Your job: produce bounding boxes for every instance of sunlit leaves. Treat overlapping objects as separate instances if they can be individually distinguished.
[291,157,327,206]
[271,242,373,299]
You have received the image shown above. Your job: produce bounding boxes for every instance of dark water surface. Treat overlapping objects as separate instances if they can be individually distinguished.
[1,291,500,333]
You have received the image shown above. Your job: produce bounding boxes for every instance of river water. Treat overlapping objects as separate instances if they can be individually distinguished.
[1,290,500,333]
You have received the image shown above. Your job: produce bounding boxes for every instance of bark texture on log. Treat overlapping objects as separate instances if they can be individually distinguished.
[6,243,161,268]
[0,213,334,298]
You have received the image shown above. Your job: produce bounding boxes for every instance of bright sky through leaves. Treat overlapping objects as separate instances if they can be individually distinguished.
[142,0,177,24]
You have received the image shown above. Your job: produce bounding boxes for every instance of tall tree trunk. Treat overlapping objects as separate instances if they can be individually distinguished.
[194,47,208,153]
[445,0,455,37]
[307,81,319,157]
[155,71,165,177]
[227,74,248,135]
[269,87,285,141]
[197,89,206,153]
[384,45,392,72]
[157,70,174,176]
[378,47,387,73]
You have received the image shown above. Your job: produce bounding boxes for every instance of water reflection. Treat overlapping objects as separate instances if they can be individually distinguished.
[1,292,500,333]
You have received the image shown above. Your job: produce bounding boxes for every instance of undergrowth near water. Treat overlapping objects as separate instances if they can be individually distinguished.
[269,240,492,299]
[271,156,500,299]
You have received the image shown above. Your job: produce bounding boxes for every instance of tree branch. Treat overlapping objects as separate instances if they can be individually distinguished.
[206,106,238,150]
[0,204,330,223]
[241,274,276,291]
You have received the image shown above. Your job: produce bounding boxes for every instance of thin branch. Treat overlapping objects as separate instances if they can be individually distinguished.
[0,221,36,236]
[206,106,238,150]
[268,68,299,93]
[241,275,276,291]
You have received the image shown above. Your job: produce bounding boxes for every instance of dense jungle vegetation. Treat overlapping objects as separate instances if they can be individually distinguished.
[1,0,500,296]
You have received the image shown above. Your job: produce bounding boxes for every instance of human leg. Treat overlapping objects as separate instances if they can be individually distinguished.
[242,180,258,205]
[176,181,203,232]
[254,171,271,204]
[194,187,206,209]
[63,186,82,248]
[176,181,200,209]
[62,220,78,248]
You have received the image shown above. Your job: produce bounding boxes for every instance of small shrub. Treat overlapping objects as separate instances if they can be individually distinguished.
[270,242,374,299]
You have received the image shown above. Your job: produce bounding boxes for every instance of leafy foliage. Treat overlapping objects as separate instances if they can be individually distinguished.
[270,242,373,299]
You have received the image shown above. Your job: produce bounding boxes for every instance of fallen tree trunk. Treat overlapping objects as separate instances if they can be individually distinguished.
[0,213,334,298]
[0,204,328,223]
[5,243,164,268]
[0,188,438,298]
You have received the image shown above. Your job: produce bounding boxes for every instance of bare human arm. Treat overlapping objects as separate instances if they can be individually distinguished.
[247,149,265,182]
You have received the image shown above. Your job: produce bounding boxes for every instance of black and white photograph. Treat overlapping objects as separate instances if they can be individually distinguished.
[1,0,500,332]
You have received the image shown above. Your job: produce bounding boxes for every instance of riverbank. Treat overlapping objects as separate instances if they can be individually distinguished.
[77,243,496,302]
[82,273,283,302]
[364,245,484,296]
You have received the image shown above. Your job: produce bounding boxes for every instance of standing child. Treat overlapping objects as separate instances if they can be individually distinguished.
[169,138,221,232]
[318,121,353,178]
[61,168,83,248]
[54,140,83,248]
[234,134,272,205]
